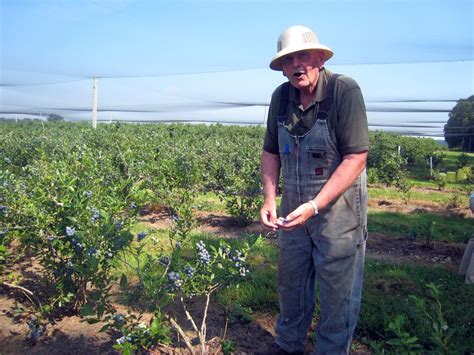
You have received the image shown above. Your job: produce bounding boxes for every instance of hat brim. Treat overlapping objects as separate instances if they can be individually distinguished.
[269,44,334,71]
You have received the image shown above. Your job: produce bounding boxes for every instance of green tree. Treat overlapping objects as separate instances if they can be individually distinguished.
[444,96,474,152]
[47,113,64,122]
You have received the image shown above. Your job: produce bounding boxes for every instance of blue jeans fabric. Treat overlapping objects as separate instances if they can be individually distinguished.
[275,117,367,354]
[275,229,366,354]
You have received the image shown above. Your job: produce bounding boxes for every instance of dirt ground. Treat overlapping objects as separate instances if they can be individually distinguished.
[1,199,471,354]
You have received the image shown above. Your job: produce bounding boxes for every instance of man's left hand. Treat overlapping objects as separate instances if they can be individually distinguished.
[275,202,316,230]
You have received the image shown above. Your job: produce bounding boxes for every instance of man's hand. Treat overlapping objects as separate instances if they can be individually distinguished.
[260,202,279,231]
[260,150,281,231]
[276,202,316,230]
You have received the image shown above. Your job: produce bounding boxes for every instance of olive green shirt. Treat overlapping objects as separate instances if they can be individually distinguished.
[263,68,369,156]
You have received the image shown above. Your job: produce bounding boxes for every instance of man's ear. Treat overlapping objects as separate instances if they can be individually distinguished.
[318,51,326,69]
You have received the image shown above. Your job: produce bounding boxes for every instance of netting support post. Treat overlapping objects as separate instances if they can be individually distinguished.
[92,77,98,129]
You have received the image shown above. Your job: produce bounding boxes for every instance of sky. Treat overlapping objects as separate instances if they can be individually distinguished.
[1,0,473,138]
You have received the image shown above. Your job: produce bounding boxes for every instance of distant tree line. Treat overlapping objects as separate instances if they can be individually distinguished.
[0,114,64,123]
[444,95,474,152]
[46,114,64,121]
[0,117,42,123]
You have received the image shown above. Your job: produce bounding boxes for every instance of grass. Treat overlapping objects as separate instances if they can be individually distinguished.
[217,266,278,313]
[217,234,279,313]
[406,177,473,192]
[195,191,225,212]
[439,150,474,171]
[370,186,460,205]
[369,185,471,205]
[119,179,474,352]
[359,259,474,353]
[368,210,473,243]
[217,238,474,354]
[404,150,474,191]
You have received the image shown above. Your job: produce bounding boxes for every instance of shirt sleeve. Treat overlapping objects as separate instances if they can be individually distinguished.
[263,86,282,155]
[334,78,369,156]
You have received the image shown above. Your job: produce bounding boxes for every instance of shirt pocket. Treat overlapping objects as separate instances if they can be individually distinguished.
[306,146,330,180]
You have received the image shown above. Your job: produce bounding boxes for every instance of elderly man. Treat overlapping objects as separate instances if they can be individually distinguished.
[259,25,369,354]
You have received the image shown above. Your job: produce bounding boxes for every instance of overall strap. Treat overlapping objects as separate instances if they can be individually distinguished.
[276,82,290,123]
[317,73,341,120]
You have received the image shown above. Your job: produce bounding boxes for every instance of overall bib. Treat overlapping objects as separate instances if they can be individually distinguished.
[275,78,368,354]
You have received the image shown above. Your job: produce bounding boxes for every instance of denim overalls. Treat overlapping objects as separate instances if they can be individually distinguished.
[275,80,368,354]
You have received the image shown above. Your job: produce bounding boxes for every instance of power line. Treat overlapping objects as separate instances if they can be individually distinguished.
[0,78,90,87]
[1,59,472,86]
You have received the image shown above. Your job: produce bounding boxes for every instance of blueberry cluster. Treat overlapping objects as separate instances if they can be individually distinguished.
[158,256,170,266]
[138,322,151,336]
[70,237,83,250]
[239,266,250,277]
[232,251,249,277]
[0,205,7,215]
[66,234,84,249]
[27,316,44,340]
[65,226,75,236]
[232,251,246,264]
[87,247,97,257]
[196,240,211,265]
[116,335,132,344]
[220,245,231,257]
[168,271,183,290]
[91,208,100,223]
[184,265,195,278]
[0,228,10,237]
[115,236,127,249]
[137,231,147,242]
[112,313,125,325]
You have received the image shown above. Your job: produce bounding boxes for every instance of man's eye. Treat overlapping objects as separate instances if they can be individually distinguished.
[281,57,293,65]
[298,53,309,61]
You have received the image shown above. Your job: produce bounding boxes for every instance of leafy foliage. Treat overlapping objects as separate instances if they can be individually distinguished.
[444,95,474,152]
[1,121,472,353]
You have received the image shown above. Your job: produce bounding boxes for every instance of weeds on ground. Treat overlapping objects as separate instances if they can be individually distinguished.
[368,210,471,243]
[360,260,474,353]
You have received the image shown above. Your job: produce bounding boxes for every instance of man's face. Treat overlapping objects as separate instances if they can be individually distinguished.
[281,50,325,93]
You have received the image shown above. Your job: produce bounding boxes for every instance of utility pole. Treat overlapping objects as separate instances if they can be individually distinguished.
[92,77,98,129]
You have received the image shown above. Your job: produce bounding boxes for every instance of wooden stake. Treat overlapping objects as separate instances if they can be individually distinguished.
[92,77,98,129]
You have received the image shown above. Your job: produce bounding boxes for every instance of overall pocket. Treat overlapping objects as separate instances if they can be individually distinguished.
[306,146,330,180]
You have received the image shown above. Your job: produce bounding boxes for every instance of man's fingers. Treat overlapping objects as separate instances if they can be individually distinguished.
[285,213,301,222]
[260,209,278,230]
[278,203,314,230]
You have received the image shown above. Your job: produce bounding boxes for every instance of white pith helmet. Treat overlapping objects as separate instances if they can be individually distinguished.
[270,25,334,71]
